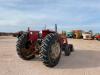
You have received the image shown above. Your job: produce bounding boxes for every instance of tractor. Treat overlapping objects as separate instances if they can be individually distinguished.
[16,25,74,67]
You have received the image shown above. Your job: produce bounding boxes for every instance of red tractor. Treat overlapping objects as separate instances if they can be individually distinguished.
[16,25,74,67]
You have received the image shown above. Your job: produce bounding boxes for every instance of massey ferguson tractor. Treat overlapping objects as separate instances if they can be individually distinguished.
[16,25,74,67]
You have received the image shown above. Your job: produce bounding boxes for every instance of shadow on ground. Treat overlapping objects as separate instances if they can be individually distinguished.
[54,50,100,69]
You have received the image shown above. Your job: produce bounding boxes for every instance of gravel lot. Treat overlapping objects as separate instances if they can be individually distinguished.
[0,36,100,75]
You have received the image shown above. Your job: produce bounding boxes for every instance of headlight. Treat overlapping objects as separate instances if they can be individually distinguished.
[30,32,33,35]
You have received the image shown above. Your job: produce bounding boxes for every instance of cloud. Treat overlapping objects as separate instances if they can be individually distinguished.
[0,0,100,32]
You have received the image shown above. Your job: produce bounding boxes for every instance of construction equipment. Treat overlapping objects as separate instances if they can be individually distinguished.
[72,30,82,39]
[16,25,74,67]
[82,30,94,40]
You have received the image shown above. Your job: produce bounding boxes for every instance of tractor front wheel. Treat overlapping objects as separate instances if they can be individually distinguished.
[68,44,74,52]
[64,45,71,56]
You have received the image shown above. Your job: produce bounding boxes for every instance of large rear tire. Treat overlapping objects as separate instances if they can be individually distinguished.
[40,33,61,67]
[16,32,35,60]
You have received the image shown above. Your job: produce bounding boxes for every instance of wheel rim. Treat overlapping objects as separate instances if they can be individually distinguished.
[50,41,61,59]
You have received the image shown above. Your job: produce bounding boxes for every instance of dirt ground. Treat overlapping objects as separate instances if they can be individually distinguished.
[0,36,100,75]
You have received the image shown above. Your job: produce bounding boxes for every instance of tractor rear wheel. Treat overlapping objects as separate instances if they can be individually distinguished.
[40,33,61,67]
[16,32,35,60]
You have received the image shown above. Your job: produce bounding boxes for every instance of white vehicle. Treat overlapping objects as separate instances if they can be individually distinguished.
[82,32,93,40]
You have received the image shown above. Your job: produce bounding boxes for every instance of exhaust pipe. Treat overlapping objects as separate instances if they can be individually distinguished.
[55,24,57,32]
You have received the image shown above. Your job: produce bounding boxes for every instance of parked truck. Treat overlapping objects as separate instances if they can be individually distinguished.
[82,30,94,40]
[66,32,74,38]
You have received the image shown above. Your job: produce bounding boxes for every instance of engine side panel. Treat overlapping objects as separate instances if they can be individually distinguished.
[28,31,39,42]
[42,30,55,39]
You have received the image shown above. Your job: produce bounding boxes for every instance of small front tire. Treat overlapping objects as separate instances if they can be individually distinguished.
[68,44,74,52]
[64,45,71,56]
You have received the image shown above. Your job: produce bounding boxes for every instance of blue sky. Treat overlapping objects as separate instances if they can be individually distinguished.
[0,0,100,33]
